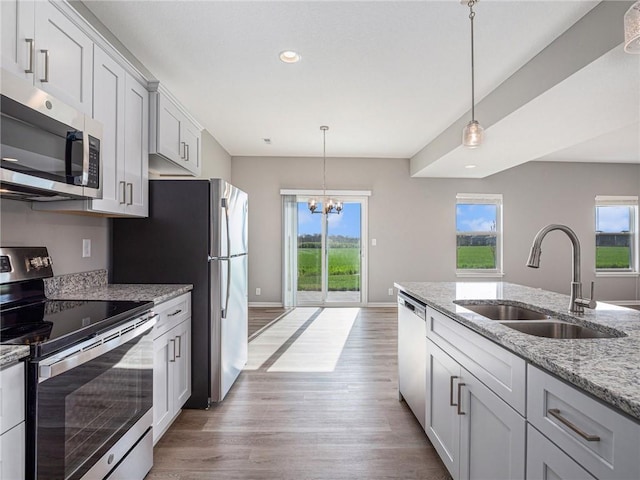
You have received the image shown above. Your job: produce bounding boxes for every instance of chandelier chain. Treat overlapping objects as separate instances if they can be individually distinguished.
[469,0,476,121]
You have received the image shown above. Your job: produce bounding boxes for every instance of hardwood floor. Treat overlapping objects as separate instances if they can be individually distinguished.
[147,307,451,480]
[248,307,290,338]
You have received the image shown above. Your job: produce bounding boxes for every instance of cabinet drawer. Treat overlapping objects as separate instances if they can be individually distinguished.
[0,363,25,435]
[527,424,596,480]
[153,293,191,339]
[426,307,526,415]
[528,365,640,480]
[0,422,25,480]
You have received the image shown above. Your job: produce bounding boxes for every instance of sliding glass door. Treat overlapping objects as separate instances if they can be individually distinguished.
[286,195,366,306]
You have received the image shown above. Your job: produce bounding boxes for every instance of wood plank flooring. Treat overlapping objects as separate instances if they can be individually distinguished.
[248,307,290,338]
[147,307,451,480]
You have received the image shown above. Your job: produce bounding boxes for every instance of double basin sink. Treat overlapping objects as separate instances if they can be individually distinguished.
[454,301,622,339]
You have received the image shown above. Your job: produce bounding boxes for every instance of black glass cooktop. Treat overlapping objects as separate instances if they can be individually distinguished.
[0,299,153,358]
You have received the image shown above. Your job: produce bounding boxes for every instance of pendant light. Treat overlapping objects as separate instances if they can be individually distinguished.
[462,0,484,148]
[308,126,342,215]
[624,1,640,54]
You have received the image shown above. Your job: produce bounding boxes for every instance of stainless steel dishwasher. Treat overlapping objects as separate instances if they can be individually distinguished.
[397,291,427,429]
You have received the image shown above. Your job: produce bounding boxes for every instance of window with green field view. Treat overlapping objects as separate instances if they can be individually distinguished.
[456,194,502,272]
[595,197,638,272]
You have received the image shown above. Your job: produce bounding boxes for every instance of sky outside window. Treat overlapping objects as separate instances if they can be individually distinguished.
[596,206,631,232]
[456,204,497,232]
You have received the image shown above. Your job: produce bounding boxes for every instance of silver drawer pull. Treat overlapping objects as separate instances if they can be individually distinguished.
[25,38,35,73]
[169,339,176,362]
[547,408,600,442]
[40,49,49,82]
[457,383,466,415]
[168,309,183,317]
[449,375,459,406]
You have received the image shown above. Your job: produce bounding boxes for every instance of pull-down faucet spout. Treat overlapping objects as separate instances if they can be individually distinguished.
[527,224,595,314]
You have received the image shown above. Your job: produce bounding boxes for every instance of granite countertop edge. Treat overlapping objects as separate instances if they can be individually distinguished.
[47,283,193,305]
[0,345,30,368]
[395,281,640,422]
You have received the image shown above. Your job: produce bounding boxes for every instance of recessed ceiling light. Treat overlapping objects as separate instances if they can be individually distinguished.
[279,50,301,63]
[465,164,477,169]
[2,157,18,162]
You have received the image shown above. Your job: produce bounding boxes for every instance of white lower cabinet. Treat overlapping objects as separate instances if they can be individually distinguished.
[0,362,25,480]
[152,293,192,444]
[527,425,596,480]
[425,339,525,480]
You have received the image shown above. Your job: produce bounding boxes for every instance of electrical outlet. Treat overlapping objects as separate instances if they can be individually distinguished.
[371,238,377,246]
[256,287,261,296]
[388,287,394,296]
[82,239,91,258]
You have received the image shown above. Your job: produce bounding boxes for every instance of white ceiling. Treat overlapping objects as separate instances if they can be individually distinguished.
[82,0,639,176]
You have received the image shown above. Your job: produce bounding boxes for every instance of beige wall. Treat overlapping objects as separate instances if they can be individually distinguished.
[199,130,231,181]
[1,199,109,275]
[232,157,640,304]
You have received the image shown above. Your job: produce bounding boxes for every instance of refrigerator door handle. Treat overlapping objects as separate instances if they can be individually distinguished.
[220,196,232,319]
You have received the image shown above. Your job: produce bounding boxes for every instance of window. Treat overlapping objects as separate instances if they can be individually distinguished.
[595,196,638,274]
[456,193,503,275]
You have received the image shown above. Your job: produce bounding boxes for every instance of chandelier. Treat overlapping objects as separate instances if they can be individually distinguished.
[625,1,640,54]
[462,0,484,148]
[308,126,342,215]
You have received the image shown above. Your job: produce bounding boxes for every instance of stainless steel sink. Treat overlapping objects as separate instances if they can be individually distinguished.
[502,321,618,339]
[455,301,549,321]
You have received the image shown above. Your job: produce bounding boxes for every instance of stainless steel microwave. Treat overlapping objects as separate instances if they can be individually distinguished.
[0,72,102,201]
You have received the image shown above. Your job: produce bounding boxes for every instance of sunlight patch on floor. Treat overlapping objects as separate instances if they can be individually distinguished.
[267,308,360,373]
[244,307,319,370]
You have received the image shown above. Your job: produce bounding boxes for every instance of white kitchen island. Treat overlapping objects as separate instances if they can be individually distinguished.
[395,281,640,480]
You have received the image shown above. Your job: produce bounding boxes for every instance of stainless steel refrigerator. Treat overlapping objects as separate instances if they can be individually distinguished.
[111,179,248,408]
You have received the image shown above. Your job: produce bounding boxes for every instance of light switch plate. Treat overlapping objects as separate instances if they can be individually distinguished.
[82,239,91,258]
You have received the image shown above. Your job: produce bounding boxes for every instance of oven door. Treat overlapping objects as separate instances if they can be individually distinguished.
[28,316,155,480]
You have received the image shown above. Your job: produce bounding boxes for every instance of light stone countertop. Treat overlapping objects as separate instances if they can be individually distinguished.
[43,269,192,305]
[0,345,30,368]
[394,281,640,422]
[47,283,193,305]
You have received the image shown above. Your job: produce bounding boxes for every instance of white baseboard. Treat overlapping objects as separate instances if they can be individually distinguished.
[249,302,284,308]
[366,302,397,307]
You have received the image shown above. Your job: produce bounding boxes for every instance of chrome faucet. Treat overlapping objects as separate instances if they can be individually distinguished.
[526,224,596,314]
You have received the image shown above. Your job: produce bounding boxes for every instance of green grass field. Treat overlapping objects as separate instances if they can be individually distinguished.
[457,246,496,269]
[596,246,631,269]
[298,247,360,291]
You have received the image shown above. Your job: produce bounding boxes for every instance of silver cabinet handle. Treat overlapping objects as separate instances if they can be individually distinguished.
[168,309,182,317]
[169,338,176,362]
[449,375,459,406]
[40,49,49,82]
[119,181,126,204]
[547,409,600,442]
[185,143,190,161]
[127,183,133,205]
[180,141,186,159]
[25,38,35,73]
[457,383,466,415]
[175,335,181,358]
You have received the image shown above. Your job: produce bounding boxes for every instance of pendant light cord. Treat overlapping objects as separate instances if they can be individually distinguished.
[469,0,476,121]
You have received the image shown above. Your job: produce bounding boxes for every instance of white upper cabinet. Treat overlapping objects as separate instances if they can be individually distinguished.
[89,46,148,216]
[2,0,93,114]
[149,85,202,177]
[34,1,93,114]
[1,0,35,82]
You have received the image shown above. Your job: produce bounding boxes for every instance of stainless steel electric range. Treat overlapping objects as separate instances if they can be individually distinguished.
[0,247,156,480]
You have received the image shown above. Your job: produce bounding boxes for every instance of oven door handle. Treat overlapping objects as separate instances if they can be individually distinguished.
[38,314,157,382]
